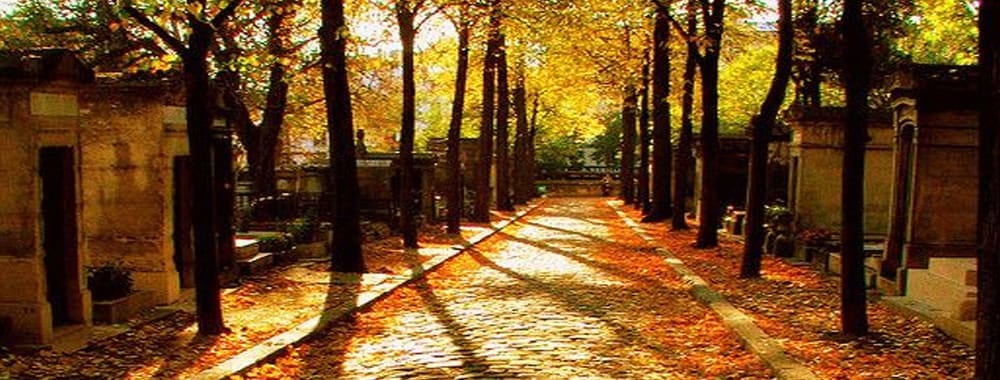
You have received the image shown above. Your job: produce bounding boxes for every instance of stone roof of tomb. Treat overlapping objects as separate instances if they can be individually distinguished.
[784,106,892,126]
[0,48,94,84]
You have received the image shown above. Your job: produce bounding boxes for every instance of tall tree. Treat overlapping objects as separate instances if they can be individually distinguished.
[394,0,430,247]
[249,1,295,196]
[495,34,515,211]
[644,1,673,222]
[123,0,243,335]
[977,0,1000,376]
[513,68,532,205]
[321,0,365,272]
[528,91,539,197]
[741,0,793,278]
[473,0,502,222]
[791,0,821,107]
[694,0,725,248]
[637,48,652,213]
[444,4,473,234]
[215,0,296,197]
[671,0,698,230]
[620,84,638,204]
[839,0,870,336]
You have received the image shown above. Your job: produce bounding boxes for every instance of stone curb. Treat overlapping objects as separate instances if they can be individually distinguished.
[610,202,820,380]
[190,201,545,380]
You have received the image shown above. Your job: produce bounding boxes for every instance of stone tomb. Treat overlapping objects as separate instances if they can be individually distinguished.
[80,75,192,304]
[0,50,94,345]
[356,152,438,224]
[0,50,195,346]
[427,137,480,215]
[785,106,894,235]
[881,65,978,324]
[692,135,749,221]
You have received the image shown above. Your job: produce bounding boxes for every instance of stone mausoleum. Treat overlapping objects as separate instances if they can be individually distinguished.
[0,50,193,346]
[785,106,894,236]
[881,65,979,342]
[0,50,94,345]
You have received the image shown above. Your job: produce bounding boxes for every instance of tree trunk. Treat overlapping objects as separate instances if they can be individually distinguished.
[396,6,418,248]
[793,0,821,108]
[321,0,365,272]
[254,2,293,197]
[528,93,539,197]
[839,0,870,336]
[637,49,651,213]
[620,86,637,204]
[513,71,531,205]
[672,1,698,231]
[645,3,673,222]
[695,0,725,249]
[741,0,793,278]
[474,4,501,222]
[495,34,514,211]
[446,20,470,234]
[185,20,226,336]
[977,0,1000,377]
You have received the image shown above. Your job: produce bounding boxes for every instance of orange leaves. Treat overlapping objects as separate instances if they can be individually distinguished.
[624,206,974,379]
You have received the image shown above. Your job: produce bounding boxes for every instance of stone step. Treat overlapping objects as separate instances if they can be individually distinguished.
[927,257,976,285]
[907,268,977,321]
[237,252,275,276]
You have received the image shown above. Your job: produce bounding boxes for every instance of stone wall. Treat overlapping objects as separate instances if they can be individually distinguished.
[787,107,893,235]
[0,81,91,345]
[80,83,187,305]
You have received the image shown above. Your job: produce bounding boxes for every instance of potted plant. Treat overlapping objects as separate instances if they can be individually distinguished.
[88,263,154,324]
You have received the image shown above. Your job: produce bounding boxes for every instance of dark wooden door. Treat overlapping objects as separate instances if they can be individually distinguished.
[173,156,195,288]
[40,147,77,326]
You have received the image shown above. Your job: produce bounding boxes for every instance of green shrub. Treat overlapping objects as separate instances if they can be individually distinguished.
[284,216,318,243]
[88,263,133,301]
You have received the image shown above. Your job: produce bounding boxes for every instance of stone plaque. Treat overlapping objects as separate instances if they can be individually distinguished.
[29,92,78,117]
[357,159,392,168]
[163,106,186,125]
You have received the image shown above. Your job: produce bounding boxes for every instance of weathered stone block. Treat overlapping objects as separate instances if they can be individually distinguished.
[0,301,52,345]
[30,92,78,117]
[0,258,44,303]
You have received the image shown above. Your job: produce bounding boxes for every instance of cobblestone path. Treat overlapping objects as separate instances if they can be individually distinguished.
[251,198,770,379]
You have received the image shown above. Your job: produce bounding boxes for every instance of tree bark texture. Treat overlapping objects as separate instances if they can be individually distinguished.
[446,20,470,234]
[637,50,652,213]
[793,0,821,108]
[695,0,725,249]
[396,4,419,247]
[528,93,539,197]
[646,4,673,222]
[495,34,514,211]
[839,0,870,336]
[513,71,531,205]
[474,4,501,222]
[741,0,793,278]
[321,0,365,273]
[672,0,698,231]
[253,3,293,197]
[184,28,226,336]
[621,86,637,205]
[977,0,1000,377]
